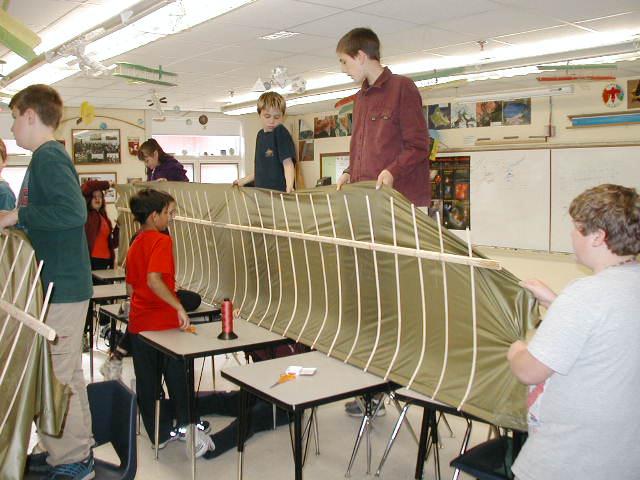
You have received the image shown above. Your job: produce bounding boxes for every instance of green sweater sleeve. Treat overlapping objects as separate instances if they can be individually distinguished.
[18,146,87,231]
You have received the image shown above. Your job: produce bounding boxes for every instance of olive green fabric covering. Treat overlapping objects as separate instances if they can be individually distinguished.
[117,182,538,431]
[0,229,69,480]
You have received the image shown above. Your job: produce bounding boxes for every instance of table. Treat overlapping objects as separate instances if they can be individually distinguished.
[87,283,128,379]
[139,320,291,480]
[91,267,126,284]
[99,302,221,352]
[221,351,391,480]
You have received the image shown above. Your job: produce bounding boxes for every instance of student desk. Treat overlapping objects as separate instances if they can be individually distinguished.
[91,267,126,284]
[87,283,128,379]
[221,351,391,480]
[139,320,290,480]
[98,302,221,353]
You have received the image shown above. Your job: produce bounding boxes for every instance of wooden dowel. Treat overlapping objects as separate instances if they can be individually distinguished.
[188,191,205,293]
[232,190,249,313]
[0,298,56,341]
[408,204,428,389]
[294,194,313,343]
[0,250,35,343]
[384,197,402,381]
[343,195,362,363]
[432,212,450,400]
[281,193,299,337]
[195,192,211,297]
[1,240,24,299]
[224,191,239,304]
[310,195,329,349]
[242,191,261,322]
[255,192,273,328]
[269,191,284,332]
[327,194,343,356]
[364,195,382,372]
[204,192,221,304]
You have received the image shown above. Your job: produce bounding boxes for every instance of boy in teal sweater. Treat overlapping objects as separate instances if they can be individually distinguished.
[0,84,94,479]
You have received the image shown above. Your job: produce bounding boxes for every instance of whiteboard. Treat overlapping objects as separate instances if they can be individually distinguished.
[471,150,550,250]
[550,146,640,252]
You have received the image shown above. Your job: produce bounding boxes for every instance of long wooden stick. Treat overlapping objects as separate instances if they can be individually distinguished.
[174,189,190,288]
[0,234,10,266]
[327,194,343,356]
[204,192,221,304]
[0,250,35,343]
[255,192,273,328]
[195,192,211,297]
[408,204,428,389]
[242,191,261,322]
[343,196,362,363]
[281,194,299,337]
[310,195,329,349]
[180,190,197,289]
[232,190,249,313]
[294,194,313,343]
[0,297,55,341]
[432,212,450,400]
[224,191,238,304]
[1,240,24,299]
[458,228,479,411]
[269,191,283,332]
[384,197,402,381]
[364,196,382,372]
[188,191,205,293]
[117,205,502,270]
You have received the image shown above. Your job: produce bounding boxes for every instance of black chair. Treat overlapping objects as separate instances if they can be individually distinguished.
[449,435,523,480]
[88,380,137,479]
[25,380,137,480]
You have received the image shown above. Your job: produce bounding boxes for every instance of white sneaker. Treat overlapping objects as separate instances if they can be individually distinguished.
[99,358,122,380]
[186,429,215,458]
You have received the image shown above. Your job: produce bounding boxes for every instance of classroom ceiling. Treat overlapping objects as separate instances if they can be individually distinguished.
[2,0,640,115]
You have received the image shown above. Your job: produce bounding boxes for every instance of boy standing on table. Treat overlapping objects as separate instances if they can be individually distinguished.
[234,91,296,193]
[0,84,95,478]
[335,27,430,208]
[126,188,214,457]
[508,184,640,479]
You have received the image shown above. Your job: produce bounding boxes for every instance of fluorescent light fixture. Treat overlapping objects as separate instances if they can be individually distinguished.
[222,88,359,115]
[1,0,254,92]
[223,105,257,116]
[260,31,300,40]
[454,85,574,103]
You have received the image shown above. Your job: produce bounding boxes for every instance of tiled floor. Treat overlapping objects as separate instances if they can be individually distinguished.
[36,340,493,480]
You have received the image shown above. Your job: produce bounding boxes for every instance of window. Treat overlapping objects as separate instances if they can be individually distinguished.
[183,163,194,182]
[200,163,238,184]
[4,139,30,156]
[3,166,28,197]
[152,135,240,157]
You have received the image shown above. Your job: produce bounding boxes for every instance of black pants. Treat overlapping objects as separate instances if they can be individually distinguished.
[90,257,113,285]
[198,391,290,459]
[129,333,190,443]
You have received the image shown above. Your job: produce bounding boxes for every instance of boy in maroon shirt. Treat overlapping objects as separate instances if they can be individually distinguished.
[335,27,430,207]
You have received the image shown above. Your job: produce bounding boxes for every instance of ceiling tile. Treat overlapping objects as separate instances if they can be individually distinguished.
[494,25,590,45]
[295,0,380,9]
[575,12,640,32]
[436,8,561,38]
[214,0,341,29]
[492,0,640,23]
[355,0,500,25]
[294,10,418,37]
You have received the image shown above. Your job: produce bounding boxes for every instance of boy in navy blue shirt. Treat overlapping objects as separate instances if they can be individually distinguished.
[235,92,295,192]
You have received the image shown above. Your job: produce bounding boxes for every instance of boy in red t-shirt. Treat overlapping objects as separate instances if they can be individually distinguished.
[126,188,214,456]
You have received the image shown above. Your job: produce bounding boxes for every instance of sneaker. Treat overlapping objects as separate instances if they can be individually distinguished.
[25,451,50,473]
[44,453,94,480]
[187,429,215,458]
[99,358,122,380]
[171,420,212,441]
[157,433,179,450]
[345,399,386,418]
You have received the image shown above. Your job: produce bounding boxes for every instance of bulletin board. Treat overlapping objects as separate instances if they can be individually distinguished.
[320,152,350,184]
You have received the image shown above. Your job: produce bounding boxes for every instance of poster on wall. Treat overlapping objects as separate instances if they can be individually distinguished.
[72,129,121,164]
[127,136,140,156]
[298,140,314,162]
[476,101,503,127]
[314,115,338,138]
[298,119,313,139]
[451,103,477,128]
[336,112,352,136]
[427,104,451,129]
[78,172,117,203]
[503,98,531,125]
[429,156,470,230]
[627,79,640,109]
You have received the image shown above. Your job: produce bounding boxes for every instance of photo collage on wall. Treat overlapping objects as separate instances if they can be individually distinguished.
[298,113,353,161]
[429,156,470,230]
[425,98,531,129]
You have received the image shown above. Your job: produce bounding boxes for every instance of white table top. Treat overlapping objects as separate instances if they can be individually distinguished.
[221,351,389,411]
[139,319,288,359]
[91,283,128,301]
[91,268,126,281]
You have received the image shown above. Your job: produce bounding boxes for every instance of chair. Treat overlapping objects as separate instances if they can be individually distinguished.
[88,380,137,480]
[24,380,137,480]
[449,435,523,480]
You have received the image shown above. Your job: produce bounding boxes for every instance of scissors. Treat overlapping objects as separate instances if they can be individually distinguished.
[269,372,296,388]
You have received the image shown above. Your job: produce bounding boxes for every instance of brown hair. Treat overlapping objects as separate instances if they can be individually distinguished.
[138,138,167,162]
[9,84,63,129]
[0,138,6,163]
[257,91,286,115]
[569,184,640,256]
[336,27,381,61]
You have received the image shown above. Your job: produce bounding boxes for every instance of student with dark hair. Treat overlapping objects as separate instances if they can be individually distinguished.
[335,27,430,207]
[126,188,214,457]
[138,138,189,182]
[0,139,16,211]
[81,180,119,271]
[0,84,95,479]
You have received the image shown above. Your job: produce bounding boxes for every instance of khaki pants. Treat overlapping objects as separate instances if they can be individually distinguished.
[40,300,93,466]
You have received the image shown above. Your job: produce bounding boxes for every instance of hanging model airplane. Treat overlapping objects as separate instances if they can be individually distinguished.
[113,62,178,86]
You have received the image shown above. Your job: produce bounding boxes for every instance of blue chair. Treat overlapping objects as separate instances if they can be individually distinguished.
[449,435,524,480]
